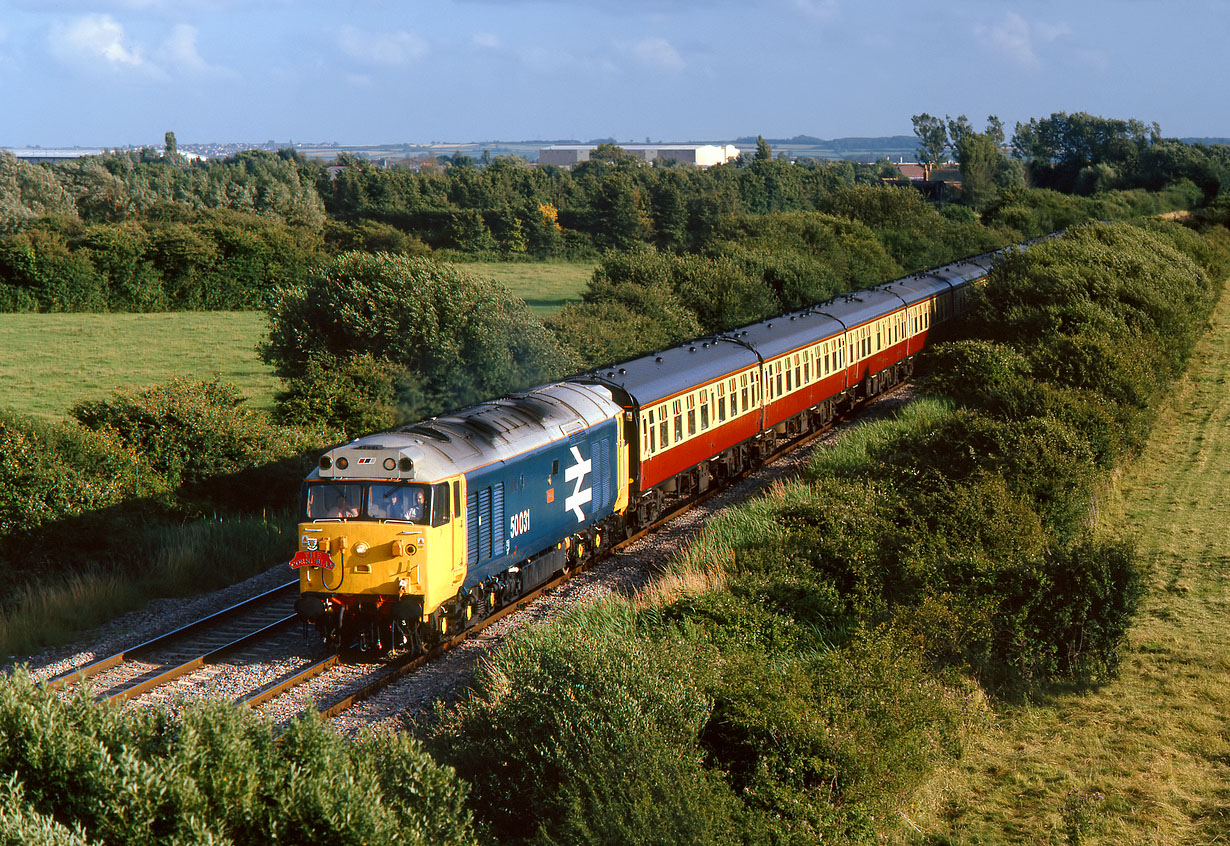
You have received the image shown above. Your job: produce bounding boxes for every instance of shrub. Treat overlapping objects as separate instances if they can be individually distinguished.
[71,377,293,490]
[0,411,154,540]
[272,351,401,439]
[263,252,578,421]
[699,634,965,844]
[0,671,476,845]
[430,600,744,845]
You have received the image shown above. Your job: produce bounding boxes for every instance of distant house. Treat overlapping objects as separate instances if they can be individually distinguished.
[895,163,927,181]
[538,144,741,168]
[892,162,961,182]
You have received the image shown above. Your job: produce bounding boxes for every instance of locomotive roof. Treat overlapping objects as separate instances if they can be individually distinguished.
[309,382,622,483]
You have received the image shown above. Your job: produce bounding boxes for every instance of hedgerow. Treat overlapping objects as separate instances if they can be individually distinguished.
[424,219,1227,844]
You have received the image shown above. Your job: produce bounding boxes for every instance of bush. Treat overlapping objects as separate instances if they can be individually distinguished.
[0,670,476,845]
[708,211,903,307]
[698,634,965,844]
[264,252,578,422]
[272,351,401,439]
[0,411,154,540]
[430,601,744,845]
[71,377,295,491]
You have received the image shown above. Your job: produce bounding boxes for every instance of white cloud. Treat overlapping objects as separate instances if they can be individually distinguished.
[154,23,232,76]
[472,32,500,50]
[975,11,1070,69]
[627,36,684,72]
[337,25,428,67]
[49,14,150,71]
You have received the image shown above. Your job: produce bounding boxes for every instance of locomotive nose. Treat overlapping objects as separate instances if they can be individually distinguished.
[294,595,327,622]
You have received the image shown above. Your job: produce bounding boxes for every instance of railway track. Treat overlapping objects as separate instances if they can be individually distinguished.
[44,580,303,704]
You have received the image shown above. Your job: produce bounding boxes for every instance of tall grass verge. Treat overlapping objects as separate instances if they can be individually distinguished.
[1,512,295,658]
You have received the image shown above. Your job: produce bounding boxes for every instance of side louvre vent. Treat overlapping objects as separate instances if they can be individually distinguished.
[467,490,479,566]
[493,482,506,554]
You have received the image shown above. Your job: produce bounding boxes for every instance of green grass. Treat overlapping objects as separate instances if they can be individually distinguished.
[457,260,594,315]
[1,513,296,658]
[896,276,1230,845]
[0,312,279,421]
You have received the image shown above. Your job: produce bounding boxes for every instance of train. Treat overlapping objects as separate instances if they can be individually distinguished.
[290,247,1003,654]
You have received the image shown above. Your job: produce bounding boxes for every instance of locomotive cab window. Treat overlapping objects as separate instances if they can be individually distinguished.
[369,483,431,523]
[432,482,450,526]
[305,483,365,521]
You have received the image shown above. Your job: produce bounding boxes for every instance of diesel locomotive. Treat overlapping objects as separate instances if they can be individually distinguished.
[291,248,1002,653]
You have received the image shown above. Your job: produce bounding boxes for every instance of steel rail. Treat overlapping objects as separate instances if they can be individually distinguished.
[104,614,299,703]
[236,653,340,709]
[44,579,300,691]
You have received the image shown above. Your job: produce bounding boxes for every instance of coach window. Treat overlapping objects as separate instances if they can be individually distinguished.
[740,373,749,409]
[786,361,792,393]
[803,353,810,384]
[687,394,697,436]
[775,361,783,397]
[794,354,801,387]
[673,399,683,442]
[659,407,669,448]
[700,394,710,430]
[646,409,656,453]
[717,382,727,422]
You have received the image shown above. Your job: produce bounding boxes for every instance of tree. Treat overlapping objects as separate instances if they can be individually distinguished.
[754,136,772,164]
[263,253,580,421]
[912,113,949,180]
[164,131,178,158]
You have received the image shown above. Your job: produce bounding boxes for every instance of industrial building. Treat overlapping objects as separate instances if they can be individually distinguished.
[537,144,741,168]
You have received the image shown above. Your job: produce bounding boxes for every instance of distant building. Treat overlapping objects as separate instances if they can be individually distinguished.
[2,147,206,163]
[891,161,961,182]
[2,147,109,163]
[538,144,741,168]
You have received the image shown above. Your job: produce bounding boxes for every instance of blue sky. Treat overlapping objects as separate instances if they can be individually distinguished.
[1,0,1226,148]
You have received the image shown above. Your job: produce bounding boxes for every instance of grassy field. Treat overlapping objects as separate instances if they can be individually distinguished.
[0,312,279,421]
[899,277,1230,844]
[458,259,594,315]
[0,263,590,422]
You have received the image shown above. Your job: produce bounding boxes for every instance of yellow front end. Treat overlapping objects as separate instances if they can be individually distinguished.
[297,517,467,612]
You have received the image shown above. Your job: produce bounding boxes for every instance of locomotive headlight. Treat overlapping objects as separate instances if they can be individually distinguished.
[336,457,349,470]
[354,542,369,556]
